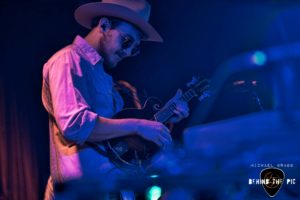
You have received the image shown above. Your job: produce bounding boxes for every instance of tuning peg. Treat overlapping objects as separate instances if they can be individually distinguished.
[198,90,214,102]
[186,76,199,88]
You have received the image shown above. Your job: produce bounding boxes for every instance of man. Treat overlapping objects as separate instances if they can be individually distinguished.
[42,0,189,199]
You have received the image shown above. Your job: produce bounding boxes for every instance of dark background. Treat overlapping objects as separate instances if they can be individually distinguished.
[1,0,300,199]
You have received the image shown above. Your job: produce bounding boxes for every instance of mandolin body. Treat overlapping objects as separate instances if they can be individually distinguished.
[106,97,164,166]
[103,78,209,169]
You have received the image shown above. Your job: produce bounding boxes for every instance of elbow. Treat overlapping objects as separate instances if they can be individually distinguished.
[59,111,98,145]
[61,125,84,145]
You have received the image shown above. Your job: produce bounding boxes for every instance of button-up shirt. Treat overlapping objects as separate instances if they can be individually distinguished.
[42,35,124,182]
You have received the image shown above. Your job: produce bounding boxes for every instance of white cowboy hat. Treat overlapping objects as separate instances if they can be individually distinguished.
[74,0,163,42]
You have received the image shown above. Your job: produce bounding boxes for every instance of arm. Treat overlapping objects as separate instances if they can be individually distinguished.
[45,51,171,147]
[87,117,172,147]
[45,51,98,145]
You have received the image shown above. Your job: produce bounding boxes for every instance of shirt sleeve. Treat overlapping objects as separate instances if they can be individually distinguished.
[45,50,98,145]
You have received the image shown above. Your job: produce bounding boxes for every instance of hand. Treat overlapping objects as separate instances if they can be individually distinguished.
[134,119,172,148]
[166,89,190,123]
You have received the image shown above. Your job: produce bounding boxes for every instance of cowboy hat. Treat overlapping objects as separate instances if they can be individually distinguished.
[74,0,163,42]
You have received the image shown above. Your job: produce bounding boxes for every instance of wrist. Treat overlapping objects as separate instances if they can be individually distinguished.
[120,118,140,136]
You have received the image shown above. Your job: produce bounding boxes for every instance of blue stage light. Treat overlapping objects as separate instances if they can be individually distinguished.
[146,185,162,200]
[251,51,267,66]
[149,174,159,178]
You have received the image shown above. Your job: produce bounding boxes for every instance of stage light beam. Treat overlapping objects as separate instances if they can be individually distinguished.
[146,185,162,200]
[251,51,267,66]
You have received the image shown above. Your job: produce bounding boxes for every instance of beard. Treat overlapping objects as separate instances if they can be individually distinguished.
[99,42,114,69]
[98,32,119,69]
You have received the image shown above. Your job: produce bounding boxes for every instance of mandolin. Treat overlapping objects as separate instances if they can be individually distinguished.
[104,77,210,171]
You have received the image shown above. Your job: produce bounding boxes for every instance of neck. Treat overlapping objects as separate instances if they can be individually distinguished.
[84,28,103,53]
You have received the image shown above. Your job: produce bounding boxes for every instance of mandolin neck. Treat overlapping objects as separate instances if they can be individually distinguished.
[153,89,196,123]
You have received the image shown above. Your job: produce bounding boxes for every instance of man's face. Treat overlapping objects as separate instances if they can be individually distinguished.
[99,21,142,68]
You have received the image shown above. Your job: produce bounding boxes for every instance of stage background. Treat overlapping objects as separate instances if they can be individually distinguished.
[1,0,299,199]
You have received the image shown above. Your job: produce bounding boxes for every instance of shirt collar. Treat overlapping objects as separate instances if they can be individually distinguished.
[72,35,102,66]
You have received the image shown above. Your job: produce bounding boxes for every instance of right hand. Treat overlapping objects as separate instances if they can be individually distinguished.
[134,119,172,148]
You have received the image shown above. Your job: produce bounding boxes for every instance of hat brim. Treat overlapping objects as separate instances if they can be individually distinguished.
[74,2,163,42]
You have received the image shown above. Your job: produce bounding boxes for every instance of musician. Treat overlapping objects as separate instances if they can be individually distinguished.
[42,0,189,199]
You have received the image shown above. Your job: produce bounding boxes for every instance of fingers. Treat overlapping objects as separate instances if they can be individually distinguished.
[174,103,189,118]
[152,122,172,147]
[168,101,189,123]
[161,124,172,143]
[158,135,172,149]
[155,123,172,143]
[153,134,170,148]
[166,89,182,107]
[171,90,190,118]
[159,122,170,134]
[136,119,172,147]
[151,133,172,148]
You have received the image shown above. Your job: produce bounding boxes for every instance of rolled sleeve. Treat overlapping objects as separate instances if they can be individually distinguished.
[45,50,97,145]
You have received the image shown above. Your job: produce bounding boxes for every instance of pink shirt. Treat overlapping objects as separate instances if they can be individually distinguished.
[42,36,124,182]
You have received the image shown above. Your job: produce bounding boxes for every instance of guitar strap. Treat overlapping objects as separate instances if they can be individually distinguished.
[114,80,143,109]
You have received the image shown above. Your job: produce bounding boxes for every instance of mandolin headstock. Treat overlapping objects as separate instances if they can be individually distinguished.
[186,76,211,101]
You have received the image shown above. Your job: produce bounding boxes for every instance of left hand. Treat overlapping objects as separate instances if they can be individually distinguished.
[165,89,190,123]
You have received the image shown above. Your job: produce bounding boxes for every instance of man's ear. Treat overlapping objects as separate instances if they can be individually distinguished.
[98,17,111,32]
